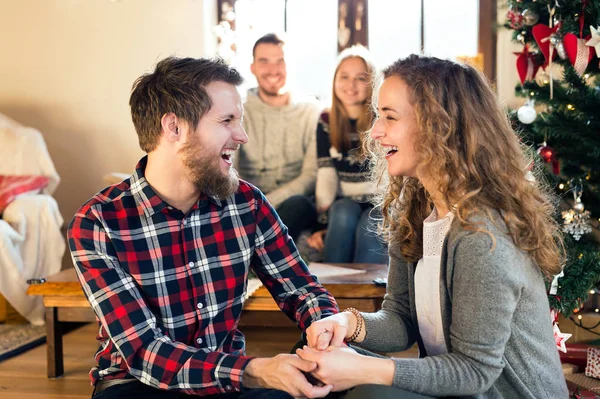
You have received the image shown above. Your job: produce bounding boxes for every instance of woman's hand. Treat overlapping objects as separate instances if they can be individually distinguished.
[306,230,327,252]
[297,346,396,392]
[296,346,362,392]
[305,312,355,350]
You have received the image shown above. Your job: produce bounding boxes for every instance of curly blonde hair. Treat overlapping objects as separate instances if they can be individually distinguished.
[364,55,564,277]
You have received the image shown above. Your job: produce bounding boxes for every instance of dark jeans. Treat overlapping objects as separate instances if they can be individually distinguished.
[92,380,293,399]
[323,198,388,264]
[276,194,317,241]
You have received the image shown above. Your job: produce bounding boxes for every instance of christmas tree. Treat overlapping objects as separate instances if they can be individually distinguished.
[504,0,600,318]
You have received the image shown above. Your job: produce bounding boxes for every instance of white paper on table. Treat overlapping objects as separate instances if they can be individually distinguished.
[243,278,263,302]
[308,263,367,279]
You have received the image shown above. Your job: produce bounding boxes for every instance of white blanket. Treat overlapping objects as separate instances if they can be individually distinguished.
[0,114,64,325]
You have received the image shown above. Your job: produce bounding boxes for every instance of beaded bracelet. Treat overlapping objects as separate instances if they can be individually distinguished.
[344,307,364,342]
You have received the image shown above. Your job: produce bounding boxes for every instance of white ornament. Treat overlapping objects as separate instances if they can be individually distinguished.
[586,26,600,59]
[562,209,592,240]
[553,322,572,353]
[517,104,537,124]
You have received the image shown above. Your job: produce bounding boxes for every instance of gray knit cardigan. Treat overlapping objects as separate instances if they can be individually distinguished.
[360,213,568,398]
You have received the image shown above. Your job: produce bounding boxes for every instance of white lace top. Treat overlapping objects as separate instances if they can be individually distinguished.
[414,208,454,356]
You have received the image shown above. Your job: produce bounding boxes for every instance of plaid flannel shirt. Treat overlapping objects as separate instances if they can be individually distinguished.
[68,157,338,395]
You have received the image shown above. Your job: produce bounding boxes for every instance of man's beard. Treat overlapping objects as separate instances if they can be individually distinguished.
[179,134,239,200]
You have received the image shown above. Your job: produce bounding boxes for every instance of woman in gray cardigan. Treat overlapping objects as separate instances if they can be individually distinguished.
[297,55,568,398]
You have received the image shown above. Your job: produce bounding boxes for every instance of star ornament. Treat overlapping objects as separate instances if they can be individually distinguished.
[553,323,572,353]
[586,26,600,59]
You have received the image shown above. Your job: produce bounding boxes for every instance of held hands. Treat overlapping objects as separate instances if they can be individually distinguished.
[306,230,327,252]
[296,345,362,392]
[305,312,355,350]
[243,354,333,398]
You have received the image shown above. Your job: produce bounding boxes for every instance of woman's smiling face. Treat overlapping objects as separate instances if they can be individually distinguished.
[370,75,419,178]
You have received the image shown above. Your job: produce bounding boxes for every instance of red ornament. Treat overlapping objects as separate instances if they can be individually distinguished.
[532,23,561,68]
[507,9,523,29]
[538,145,560,174]
[514,44,541,84]
[538,145,554,163]
[563,33,594,76]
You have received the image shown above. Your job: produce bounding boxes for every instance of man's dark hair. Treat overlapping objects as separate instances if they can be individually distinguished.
[129,57,243,153]
[252,33,285,59]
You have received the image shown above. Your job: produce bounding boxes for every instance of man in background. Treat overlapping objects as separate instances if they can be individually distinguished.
[235,33,321,241]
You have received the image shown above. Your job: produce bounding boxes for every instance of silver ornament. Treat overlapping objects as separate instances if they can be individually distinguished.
[574,200,585,213]
[549,33,568,59]
[522,9,539,26]
[562,209,592,240]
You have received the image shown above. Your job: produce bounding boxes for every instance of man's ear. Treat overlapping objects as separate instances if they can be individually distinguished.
[250,61,256,77]
[161,113,181,143]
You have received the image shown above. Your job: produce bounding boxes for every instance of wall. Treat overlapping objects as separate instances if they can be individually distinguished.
[0,0,216,222]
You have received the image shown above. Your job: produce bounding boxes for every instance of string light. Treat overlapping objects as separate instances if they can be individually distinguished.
[559,183,565,189]
[591,290,596,294]
[567,104,575,111]
[579,314,583,320]
[530,91,535,96]
[579,253,584,259]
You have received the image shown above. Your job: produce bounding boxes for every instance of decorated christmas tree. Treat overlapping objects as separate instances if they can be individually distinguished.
[504,0,600,321]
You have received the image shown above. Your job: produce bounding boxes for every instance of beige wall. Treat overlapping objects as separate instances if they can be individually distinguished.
[0,0,216,222]
[0,0,519,223]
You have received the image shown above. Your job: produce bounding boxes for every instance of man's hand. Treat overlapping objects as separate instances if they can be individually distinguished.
[243,354,333,398]
[305,312,355,350]
[306,230,327,252]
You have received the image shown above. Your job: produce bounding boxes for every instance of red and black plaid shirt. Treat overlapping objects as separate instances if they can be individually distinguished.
[68,157,338,395]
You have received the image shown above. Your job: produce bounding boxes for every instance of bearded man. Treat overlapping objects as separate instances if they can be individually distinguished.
[68,57,338,399]
[235,33,322,242]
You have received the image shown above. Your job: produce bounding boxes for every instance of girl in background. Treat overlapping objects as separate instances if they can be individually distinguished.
[307,46,387,264]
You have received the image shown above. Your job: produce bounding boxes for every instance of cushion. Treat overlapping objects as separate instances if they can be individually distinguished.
[0,175,50,214]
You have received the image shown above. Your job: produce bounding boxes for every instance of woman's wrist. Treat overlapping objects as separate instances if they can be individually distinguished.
[362,356,395,386]
[343,310,358,339]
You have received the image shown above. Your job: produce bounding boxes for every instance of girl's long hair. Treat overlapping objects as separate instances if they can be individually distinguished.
[329,46,376,152]
[364,55,564,277]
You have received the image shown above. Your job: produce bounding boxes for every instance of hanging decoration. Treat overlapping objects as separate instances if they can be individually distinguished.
[551,310,572,353]
[537,142,560,174]
[515,44,541,85]
[532,22,560,68]
[586,26,600,60]
[517,97,537,124]
[521,8,539,26]
[563,0,594,76]
[562,182,593,241]
[507,8,524,29]
[532,4,559,99]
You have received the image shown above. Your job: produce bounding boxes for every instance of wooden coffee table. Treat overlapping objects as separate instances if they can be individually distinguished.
[27,262,387,378]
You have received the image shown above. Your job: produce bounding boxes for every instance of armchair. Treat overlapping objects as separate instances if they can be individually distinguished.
[0,114,65,325]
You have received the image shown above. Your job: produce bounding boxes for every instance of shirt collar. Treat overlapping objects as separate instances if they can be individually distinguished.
[130,156,223,218]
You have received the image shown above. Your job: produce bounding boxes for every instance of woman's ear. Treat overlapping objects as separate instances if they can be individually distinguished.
[161,113,181,143]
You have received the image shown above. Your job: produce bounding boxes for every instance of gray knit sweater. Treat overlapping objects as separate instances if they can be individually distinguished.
[361,213,568,398]
[235,93,322,208]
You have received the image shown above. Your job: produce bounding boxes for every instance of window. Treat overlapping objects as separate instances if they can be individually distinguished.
[216,0,495,100]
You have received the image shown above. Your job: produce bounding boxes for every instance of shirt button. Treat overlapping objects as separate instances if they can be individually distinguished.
[225,385,233,391]
[196,337,203,345]
[188,262,194,267]
[197,302,204,309]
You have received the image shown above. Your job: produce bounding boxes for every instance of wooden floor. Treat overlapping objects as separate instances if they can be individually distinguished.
[0,322,418,398]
